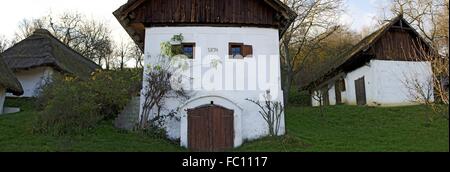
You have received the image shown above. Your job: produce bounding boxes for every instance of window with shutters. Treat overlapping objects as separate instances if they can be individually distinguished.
[229,43,253,59]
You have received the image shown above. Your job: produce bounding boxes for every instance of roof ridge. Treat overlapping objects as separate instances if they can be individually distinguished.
[1,29,100,79]
[326,15,402,70]
[304,14,408,89]
[33,29,101,69]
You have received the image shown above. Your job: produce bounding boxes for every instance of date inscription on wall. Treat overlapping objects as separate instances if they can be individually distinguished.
[208,48,219,53]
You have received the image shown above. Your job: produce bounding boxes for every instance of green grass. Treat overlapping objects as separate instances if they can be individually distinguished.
[238,106,449,152]
[0,99,448,152]
[0,99,184,152]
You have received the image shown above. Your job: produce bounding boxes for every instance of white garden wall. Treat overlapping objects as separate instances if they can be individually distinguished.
[142,26,285,147]
[7,67,54,98]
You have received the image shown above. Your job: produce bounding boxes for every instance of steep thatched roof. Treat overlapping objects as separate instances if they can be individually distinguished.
[113,0,297,51]
[0,56,23,95]
[1,29,100,78]
[304,15,432,90]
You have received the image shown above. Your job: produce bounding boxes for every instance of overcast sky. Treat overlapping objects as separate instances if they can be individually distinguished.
[0,0,390,41]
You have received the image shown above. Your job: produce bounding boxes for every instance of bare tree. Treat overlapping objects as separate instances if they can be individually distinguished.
[297,26,360,89]
[130,44,144,68]
[401,42,449,123]
[12,12,114,68]
[280,0,343,106]
[246,91,284,137]
[311,83,333,117]
[12,18,46,43]
[115,39,133,70]
[48,12,113,66]
[0,35,10,53]
[388,0,448,54]
[77,19,113,68]
[48,12,84,50]
[140,55,190,129]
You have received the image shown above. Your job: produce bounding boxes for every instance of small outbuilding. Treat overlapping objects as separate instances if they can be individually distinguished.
[1,29,100,97]
[0,56,23,114]
[307,15,435,107]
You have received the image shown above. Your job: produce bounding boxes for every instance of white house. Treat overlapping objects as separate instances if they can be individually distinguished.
[0,56,23,114]
[1,29,100,97]
[308,15,435,107]
[114,0,296,151]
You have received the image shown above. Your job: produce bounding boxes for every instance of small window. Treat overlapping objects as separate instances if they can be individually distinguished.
[182,43,195,59]
[229,43,244,59]
[229,43,253,59]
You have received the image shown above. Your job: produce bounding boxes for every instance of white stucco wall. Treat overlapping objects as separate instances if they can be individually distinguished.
[311,91,321,107]
[311,84,336,106]
[328,85,336,105]
[343,63,375,106]
[371,60,434,106]
[142,26,285,148]
[0,87,5,114]
[6,67,54,98]
[312,59,434,107]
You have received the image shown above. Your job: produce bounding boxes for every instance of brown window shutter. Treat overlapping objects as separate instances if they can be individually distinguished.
[243,45,253,57]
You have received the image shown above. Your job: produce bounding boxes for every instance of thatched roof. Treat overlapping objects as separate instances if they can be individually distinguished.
[304,15,432,90]
[113,0,297,51]
[1,29,100,78]
[0,56,23,95]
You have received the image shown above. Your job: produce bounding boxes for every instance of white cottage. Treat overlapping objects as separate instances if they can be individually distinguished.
[114,0,296,151]
[0,56,23,114]
[308,15,435,107]
[1,29,100,97]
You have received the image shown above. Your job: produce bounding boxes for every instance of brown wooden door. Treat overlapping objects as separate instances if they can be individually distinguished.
[355,77,367,106]
[188,105,234,152]
[322,88,330,106]
[335,82,342,104]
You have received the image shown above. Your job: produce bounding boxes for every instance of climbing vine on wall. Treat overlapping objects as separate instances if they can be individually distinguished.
[161,34,184,58]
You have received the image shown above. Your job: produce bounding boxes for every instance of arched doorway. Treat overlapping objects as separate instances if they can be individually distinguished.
[187,105,234,152]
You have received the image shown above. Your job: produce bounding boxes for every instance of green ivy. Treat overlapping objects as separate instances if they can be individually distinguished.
[161,34,184,58]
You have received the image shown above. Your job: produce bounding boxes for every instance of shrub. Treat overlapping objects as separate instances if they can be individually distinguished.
[33,69,142,136]
[288,89,311,106]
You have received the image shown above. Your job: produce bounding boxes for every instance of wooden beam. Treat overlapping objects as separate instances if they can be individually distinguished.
[391,26,413,31]
[263,0,289,19]
[121,0,146,20]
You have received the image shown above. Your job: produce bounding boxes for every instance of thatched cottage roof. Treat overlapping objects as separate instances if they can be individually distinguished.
[1,29,100,78]
[0,56,23,95]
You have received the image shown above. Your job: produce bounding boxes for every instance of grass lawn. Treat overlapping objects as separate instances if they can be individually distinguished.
[0,99,448,152]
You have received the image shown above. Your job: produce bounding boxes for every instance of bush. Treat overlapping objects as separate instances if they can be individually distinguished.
[33,69,142,136]
[288,89,311,106]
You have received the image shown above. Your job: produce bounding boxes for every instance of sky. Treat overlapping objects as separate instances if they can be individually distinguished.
[0,0,391,41]
[0,0,129,41]
[341,0,391,32]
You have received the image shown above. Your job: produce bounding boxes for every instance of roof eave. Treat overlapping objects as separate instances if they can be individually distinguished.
[114,0,298,50]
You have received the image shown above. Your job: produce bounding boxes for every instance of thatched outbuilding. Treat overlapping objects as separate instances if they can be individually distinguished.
[0,56,23,114]
[1,29,100,97]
